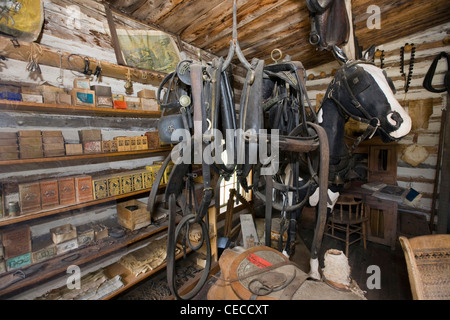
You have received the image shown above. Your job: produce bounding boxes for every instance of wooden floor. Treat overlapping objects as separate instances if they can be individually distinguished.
[295,226,413,300]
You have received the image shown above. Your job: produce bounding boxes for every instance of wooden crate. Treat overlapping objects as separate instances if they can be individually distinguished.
[2,226,31,259]
[117,199,150,231]
[50,224,77,244]
[19,182,41,213]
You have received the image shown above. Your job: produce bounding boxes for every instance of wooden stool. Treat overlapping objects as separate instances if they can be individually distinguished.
[325,194,369,256]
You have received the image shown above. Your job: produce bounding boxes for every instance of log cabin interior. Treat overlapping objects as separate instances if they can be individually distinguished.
[0,0,449,304]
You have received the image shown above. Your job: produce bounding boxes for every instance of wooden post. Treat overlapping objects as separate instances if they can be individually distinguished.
[342,0,355,60]
[437,95,450,234]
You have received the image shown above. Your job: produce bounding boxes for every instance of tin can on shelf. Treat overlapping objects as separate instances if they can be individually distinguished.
[8,201,19,217]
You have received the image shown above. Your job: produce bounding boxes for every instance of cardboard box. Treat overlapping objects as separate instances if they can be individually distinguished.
[50,224,77,244]
[114,136,130,152]
[131,170,144,191]
[74,175,93,202]
[56,238,78,255]
[119,172,134,194]
[31,236,56,263]
[19,182,41,213]
[142,170,153,189]
[129,136,137,151]
[0,132,17,139]
[110,140,118,152]
[77,225,94,246]
[91,85,112,108]
[6,252,31,271]
[71,88,96,107]
[141,98,159,111]
[65,143,83,155]
[40,179,59,209]
[21,93,43,103]
[117,199,150,231]
[92,176,108,200]
[113,100,127,109]
[58,177,76,205]
[93,224,108,241]
[78,129,101,142]
[18,130,41,137]
[83,141,102,154]
[124,96,141,110]
[74,78,91,89]
[145,131,160,149]
[137,89,156,99]
[2,226,31,259]
[107,176,121,197]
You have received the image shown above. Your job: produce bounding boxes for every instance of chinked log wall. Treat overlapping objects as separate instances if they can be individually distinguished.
[304,23,450,226]
[0,0,216,241]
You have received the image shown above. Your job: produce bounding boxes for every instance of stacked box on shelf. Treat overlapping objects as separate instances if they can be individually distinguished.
[58,176,76,206]
[40,179,59,209]
[42,131,65,157]
[79,129,102,154]
[31,235,56,264]
[72,78,95,107]
[114,136,130,152]
[2,227,32,271]
[74,175,93,202]
[39,85,71,105]
[92,175,109,200]
[19,182,41,214]
[116,199,150,231]
[124,96,141,110]
[113,94,127,109]
[50,224,78,255]
[0,131,19,160]
[138,89,159,111]
[18,130,43,159]
[145,131,160,149]
[91,85,113,108]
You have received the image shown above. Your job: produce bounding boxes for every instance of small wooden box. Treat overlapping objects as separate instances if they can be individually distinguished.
[65,143,83,155]
[40,179,59,209]
[92,176,108,200]
[107,176,121,197]
[131,170,144,191]
[145,131,160,149]
[31,236,56,264]
[50,224,77,244]
[21,93,43,103]
[124,96,142,110]
[83,141,102,153]
[141,98,159,111]
[19,182,41,213]
[78,129,102,142]
[2,226,31,259]
[74,175,93,202]
[58,177,76,205]
[91,85,112,108]
[56,238,78,255]
[117,199,150,231]
[142,170,153,189]
[71,88,96,107]
[119,172,134,194]
[113,100,127,109]
[114,136,131,152]
[0,132,17,139]
[18,130,41,137]
[77,225,94,246]
[137,89,156,99]
[101,140,110,153]
[74,78,91,89]
[93,224,108,241]
[6,252,31,271]
[110,140,118,152]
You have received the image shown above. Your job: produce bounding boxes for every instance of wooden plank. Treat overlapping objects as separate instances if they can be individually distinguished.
[0,99,161,118]
[0,35,165,85]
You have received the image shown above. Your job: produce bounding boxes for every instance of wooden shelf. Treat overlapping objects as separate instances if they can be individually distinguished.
[0,213,181,298]
[0,99,162,118]
[0,184,166,227]
[0,147,171,166]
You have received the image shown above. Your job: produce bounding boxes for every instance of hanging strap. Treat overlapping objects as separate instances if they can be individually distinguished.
[423,52,450,94]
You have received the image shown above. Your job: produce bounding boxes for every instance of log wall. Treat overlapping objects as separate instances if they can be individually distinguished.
[304,22,450,225]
